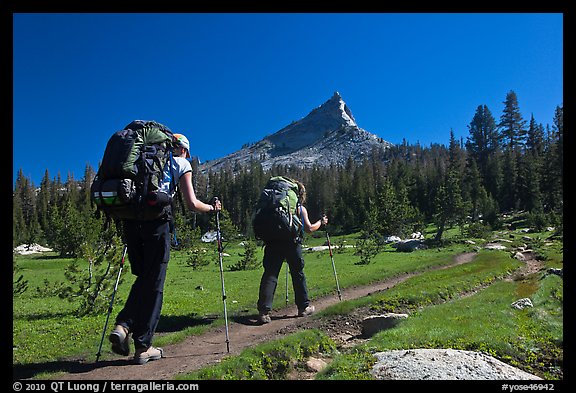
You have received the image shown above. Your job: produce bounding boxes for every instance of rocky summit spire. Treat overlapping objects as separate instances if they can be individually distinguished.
[266,92,358,152]
[199,92,392,173]
[324,91,357,127]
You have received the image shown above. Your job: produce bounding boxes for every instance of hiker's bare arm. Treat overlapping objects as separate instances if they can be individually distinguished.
[300,205,328,233]
[179,172,221,213]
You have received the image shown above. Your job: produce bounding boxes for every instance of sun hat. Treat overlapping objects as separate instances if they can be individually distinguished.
[173,133,191,158]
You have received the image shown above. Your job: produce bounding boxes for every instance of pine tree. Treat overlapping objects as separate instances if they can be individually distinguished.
[351,161,376,228]
[462,158,484,221]
[526,114,545,157]
[51,197,84,257]
[334,158,356,231]
[500,149,519,211]
[466,104,499,182]
[519,114,544,213]
[497,91,528,211]
[484,149,503,203]
[56,226,126,316]
[541,106,563,215]
[230,238,260,271]
[36,170,51,240]
[499,90,527,151]
[448,129,466,176]
[434,132,467,242]
[79,164,96,213]
[374,180,398,237]
[518,153,542,213]
[553,105,563,205]
[12,187,26,247]
[434,170,466,242]
[13,169,40,245]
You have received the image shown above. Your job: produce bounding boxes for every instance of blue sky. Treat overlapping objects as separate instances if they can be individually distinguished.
[12,13,563,186]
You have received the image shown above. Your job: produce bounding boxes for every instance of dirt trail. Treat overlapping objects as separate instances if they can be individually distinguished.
[52,252,478,380]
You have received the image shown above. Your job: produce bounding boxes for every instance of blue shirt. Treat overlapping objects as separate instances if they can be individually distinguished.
[158,155,192,196]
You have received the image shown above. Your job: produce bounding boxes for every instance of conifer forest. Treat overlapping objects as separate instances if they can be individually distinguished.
[13,92,563,256]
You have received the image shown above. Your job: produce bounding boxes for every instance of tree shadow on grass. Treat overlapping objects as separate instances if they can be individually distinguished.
[32,254,65,260]
[13,358,132,380]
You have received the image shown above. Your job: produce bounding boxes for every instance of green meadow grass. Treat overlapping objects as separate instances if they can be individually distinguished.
[178,329,337,380]
[13,232,469,369]
[13,228,563,380]
[177,249,563,380]
[319,258,563,380]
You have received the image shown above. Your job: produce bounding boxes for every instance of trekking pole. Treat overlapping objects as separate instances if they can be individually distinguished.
[325,227,342,301]
[285,264,289,305]
[214,198,230,353]
[96,244,128,362]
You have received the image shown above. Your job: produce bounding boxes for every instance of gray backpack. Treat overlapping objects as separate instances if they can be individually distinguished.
[91,120,177,221]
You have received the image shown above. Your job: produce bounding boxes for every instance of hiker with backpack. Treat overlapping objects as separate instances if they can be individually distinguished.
[252,176,328,324]
[92,120,221,364]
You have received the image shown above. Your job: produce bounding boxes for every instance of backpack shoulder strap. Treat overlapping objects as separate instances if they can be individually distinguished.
[299,203,304,238]
[167,151,178,195]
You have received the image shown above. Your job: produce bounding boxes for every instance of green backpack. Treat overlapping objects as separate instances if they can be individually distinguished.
[252,176,303,243]
[91,120,177,221]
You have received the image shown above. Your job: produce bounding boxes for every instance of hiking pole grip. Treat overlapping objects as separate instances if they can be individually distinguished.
[214,197,224,254]
[211,196,220,214]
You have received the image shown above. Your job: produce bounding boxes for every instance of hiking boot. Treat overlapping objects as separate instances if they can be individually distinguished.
[298,305,315,317]
[134,346,164,365]
[258,312,272,324]
[109,325,130,356]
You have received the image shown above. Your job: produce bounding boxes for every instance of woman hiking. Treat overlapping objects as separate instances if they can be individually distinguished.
[256,178,328,324]
[109,133,222,364]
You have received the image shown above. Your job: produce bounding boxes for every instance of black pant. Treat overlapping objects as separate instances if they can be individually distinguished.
[116,219,170,349]
[257,241,310,313]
